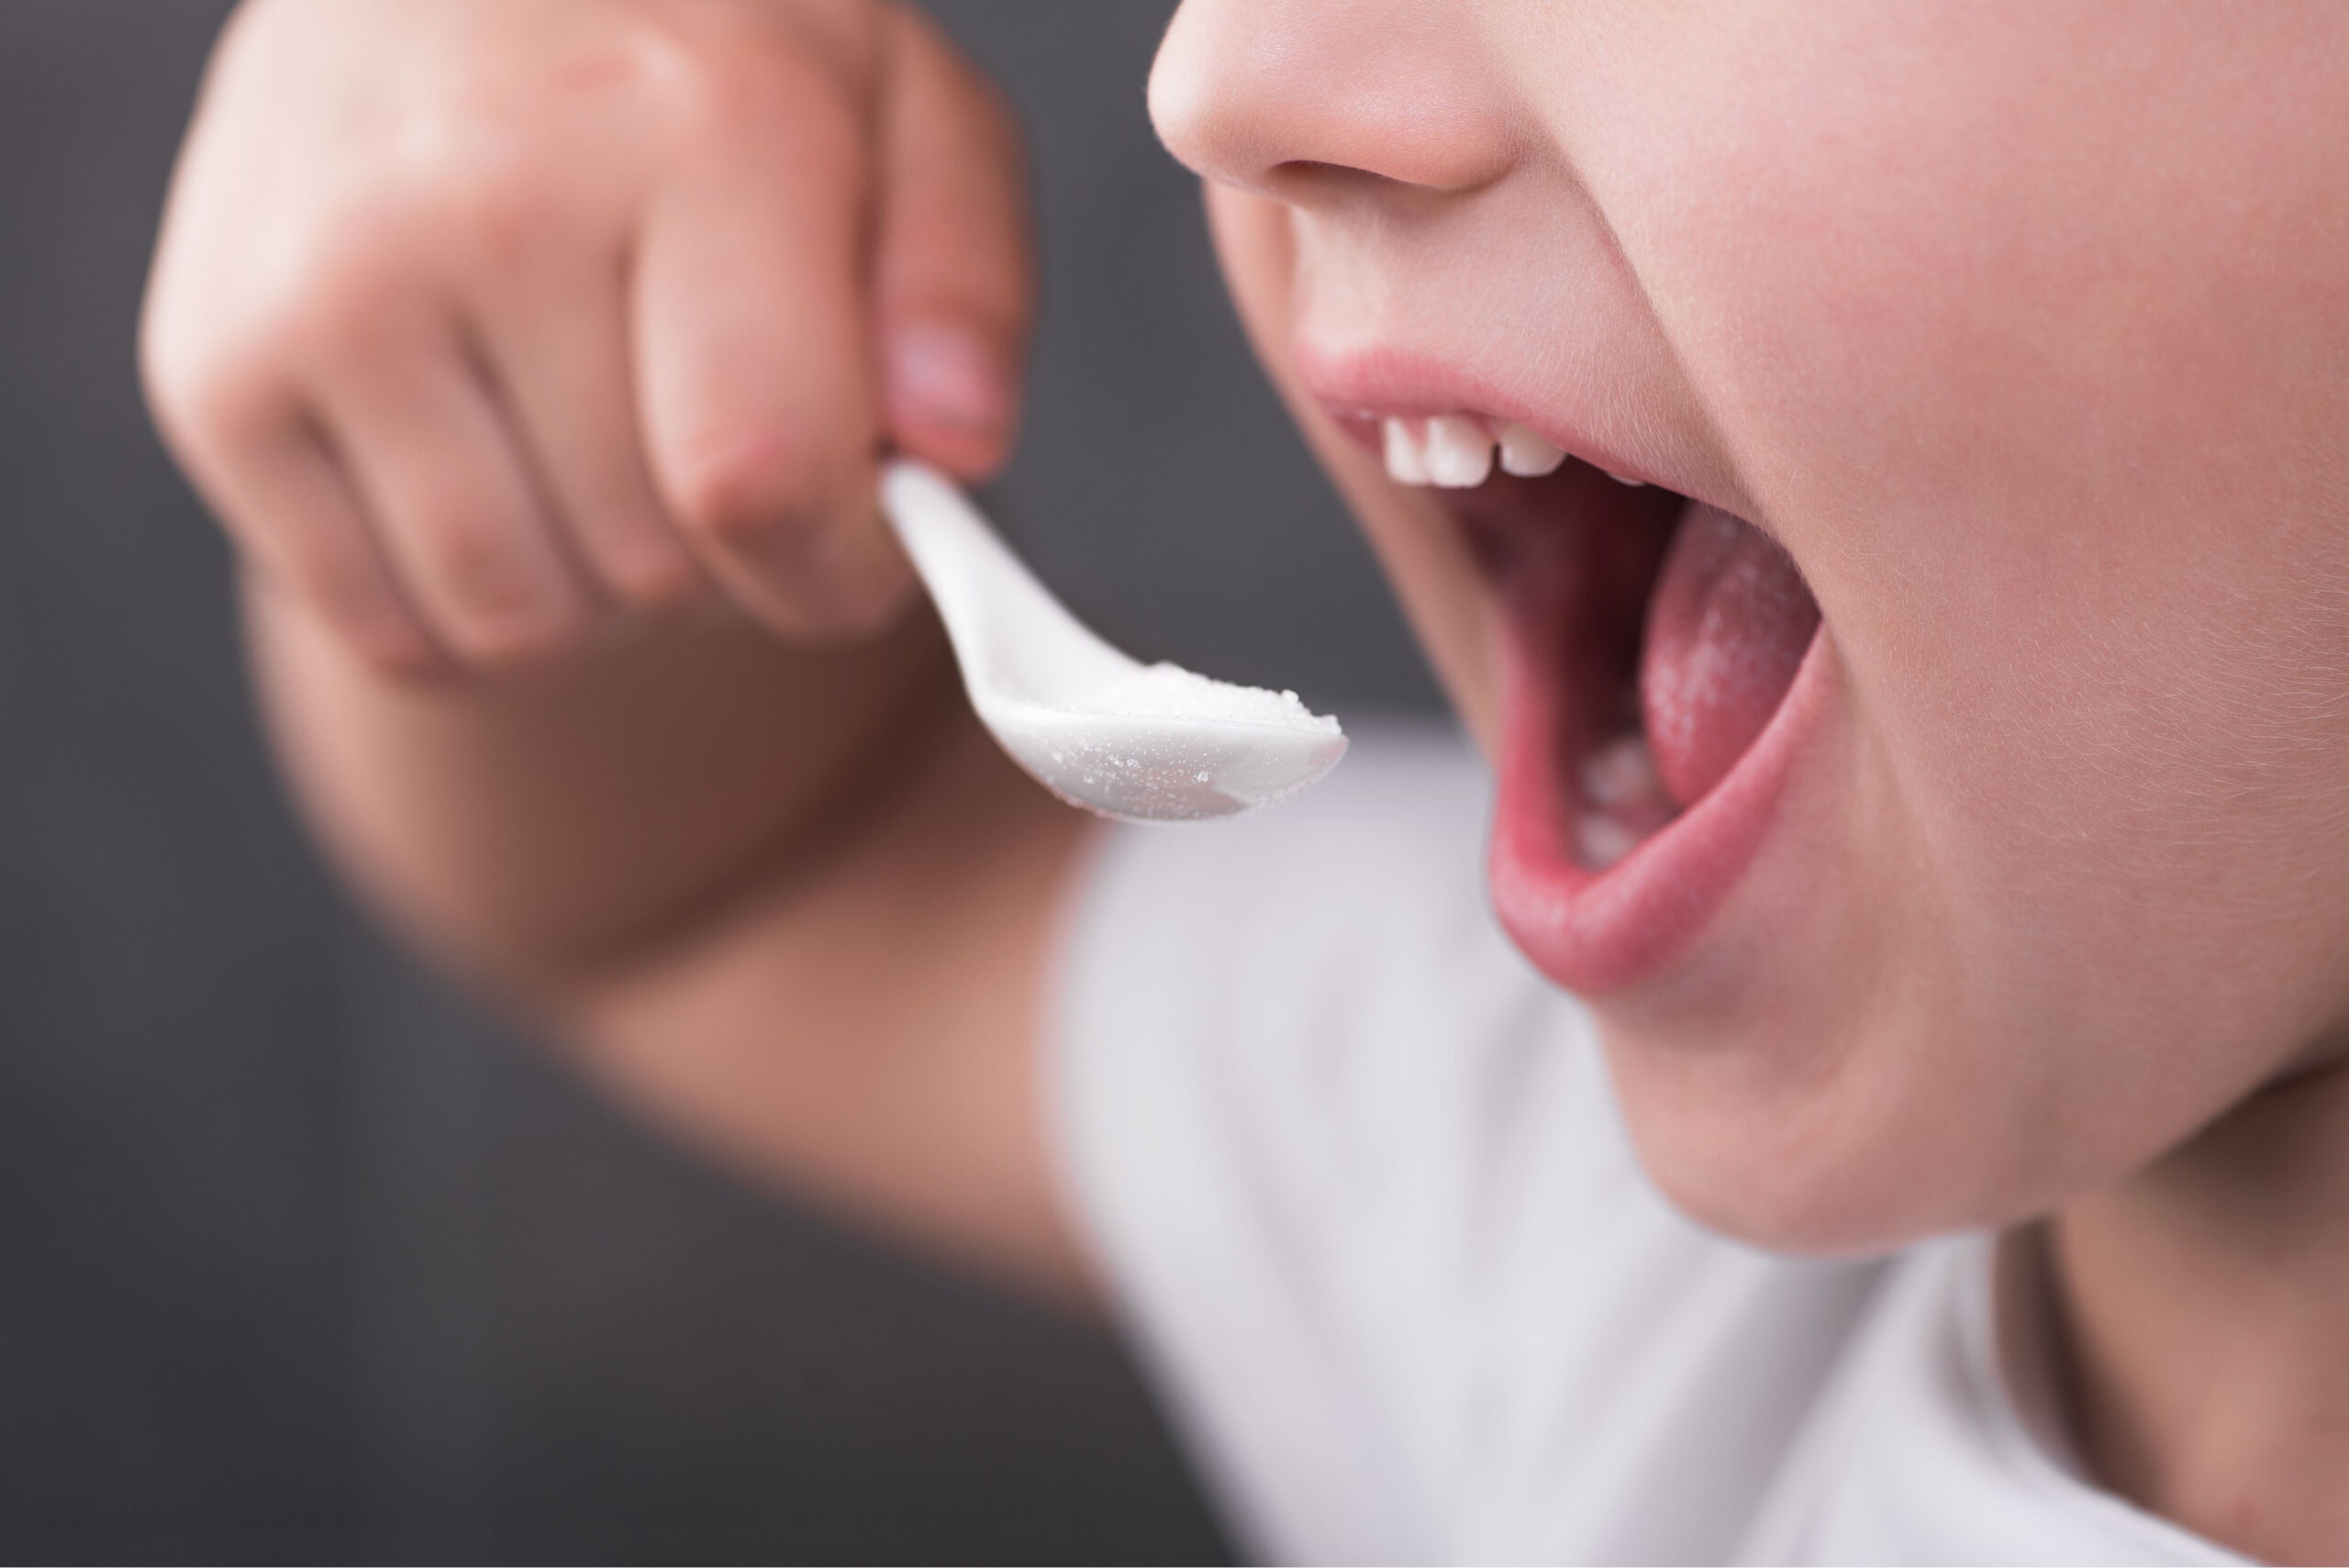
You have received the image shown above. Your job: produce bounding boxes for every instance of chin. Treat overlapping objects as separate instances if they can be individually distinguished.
[1569,743,2028,1259]
[1609,1067,1955,1257]
[1594,1012,1989,1257]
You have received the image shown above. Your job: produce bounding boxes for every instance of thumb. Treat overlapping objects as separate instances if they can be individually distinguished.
[873,6,1038,483]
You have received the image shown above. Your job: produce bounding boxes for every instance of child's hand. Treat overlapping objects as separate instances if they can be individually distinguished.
[143,0,1032,679]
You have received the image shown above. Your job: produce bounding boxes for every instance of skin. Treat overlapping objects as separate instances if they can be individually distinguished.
[144,0,1099,1298]
[1152,6,2349,1553]
[143,0,2349,1558]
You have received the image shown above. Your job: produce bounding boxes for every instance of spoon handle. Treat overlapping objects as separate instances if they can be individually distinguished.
[880,459,1130,695]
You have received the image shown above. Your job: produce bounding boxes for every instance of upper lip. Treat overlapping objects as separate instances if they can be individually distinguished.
[1294,339,1744,515]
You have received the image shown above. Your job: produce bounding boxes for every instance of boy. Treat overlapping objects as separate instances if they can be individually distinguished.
[143,1,2349,1560]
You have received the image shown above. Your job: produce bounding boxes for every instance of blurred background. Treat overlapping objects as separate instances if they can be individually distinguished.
[0,1,1438,1561]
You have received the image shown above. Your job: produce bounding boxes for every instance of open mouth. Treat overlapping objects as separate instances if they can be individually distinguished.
[1353,411,1824,992]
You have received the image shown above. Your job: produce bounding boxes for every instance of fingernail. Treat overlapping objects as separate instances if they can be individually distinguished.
[886,320,1012,439]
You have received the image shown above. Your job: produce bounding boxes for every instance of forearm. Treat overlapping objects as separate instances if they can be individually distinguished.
[253,571,1102,1300]
[247,576,954,995]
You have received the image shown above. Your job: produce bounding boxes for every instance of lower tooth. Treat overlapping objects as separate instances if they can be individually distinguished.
[1582,733,1663,808]
[1575,815,1641,872]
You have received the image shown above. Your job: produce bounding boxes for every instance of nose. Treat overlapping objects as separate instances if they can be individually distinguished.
[1149,0,1518,201]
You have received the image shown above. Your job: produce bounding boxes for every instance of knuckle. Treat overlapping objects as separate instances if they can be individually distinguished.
[595,533,700,611]
[365,642,451,686]
[444,162,560,272]
[275,535,435,676]
[156,226,412,414]
[399,119,572,274]
[135,302,200,426]
[581,17,757,149]
[278,235,413,365]
[440,587,585,671]
[451,616,579,674]
[283,529,381,622]
[141,328,280,458]
[668,431,827,546]
[651,31,864,167]
[595,21,740,134]
[321,81,582,287]
[346,615,446,684]
[415,506,547,620]
[653,64,771,155]
[405,509,593,670]
[140,289,295,459]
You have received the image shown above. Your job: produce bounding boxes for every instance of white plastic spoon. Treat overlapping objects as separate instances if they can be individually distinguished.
[881,459,1346,823]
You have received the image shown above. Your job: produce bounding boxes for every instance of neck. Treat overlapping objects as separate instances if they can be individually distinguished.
[2046,1060,2349,1564]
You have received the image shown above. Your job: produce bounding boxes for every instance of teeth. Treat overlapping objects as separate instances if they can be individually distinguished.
[1497,422,1567,478]
[1604,471,1645,487]
[1382,417,1431,485]
[1582,734,1664,809]
[1575,815,1642,872]
[1422,415,1495,487]
[1381,414,1571,490]
[1575,734,1677,871]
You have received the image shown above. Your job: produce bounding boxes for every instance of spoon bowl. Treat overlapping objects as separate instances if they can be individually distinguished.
[881,460,1347,823]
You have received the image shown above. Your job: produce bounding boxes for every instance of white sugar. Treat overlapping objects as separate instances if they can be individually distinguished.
[1075,660,1341,733]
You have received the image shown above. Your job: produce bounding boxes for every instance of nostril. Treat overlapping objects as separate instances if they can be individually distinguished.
[1262,159,1462,205]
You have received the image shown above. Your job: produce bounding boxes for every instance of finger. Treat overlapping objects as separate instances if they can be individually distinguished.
[874,4,1038,481]
[312,308,596,668]
[631,63,913,642]
[466,249,707,615]
[157,381,444,678]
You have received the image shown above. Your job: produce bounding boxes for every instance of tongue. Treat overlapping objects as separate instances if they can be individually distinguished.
[1639,503,1819,810]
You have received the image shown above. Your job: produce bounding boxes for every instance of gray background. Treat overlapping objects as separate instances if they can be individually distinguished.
[0,1,1436,1561]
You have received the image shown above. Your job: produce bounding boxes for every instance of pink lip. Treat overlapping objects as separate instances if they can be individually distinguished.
[1296,340,1824,997]
[1491,591,1827,996]
[1297,341,1684,500]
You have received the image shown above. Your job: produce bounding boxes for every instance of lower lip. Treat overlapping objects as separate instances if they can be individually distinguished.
[1486,550,1830,997]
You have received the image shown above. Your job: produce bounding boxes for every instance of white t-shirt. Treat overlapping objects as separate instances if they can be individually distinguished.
[1048,725,2242,1566]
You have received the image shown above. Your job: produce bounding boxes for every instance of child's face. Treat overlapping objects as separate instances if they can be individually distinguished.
[1153,2,2349,1250]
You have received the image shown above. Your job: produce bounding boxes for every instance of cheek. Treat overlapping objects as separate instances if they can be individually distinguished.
[1591,587,2349,1256]
[1551,6,2349,1237]
[1920,562,2349,1074]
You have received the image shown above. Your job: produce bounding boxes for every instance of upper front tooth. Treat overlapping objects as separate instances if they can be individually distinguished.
[1382,417,1431,485]
[1423,415,1495,487]
[1497,422,1567,478]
